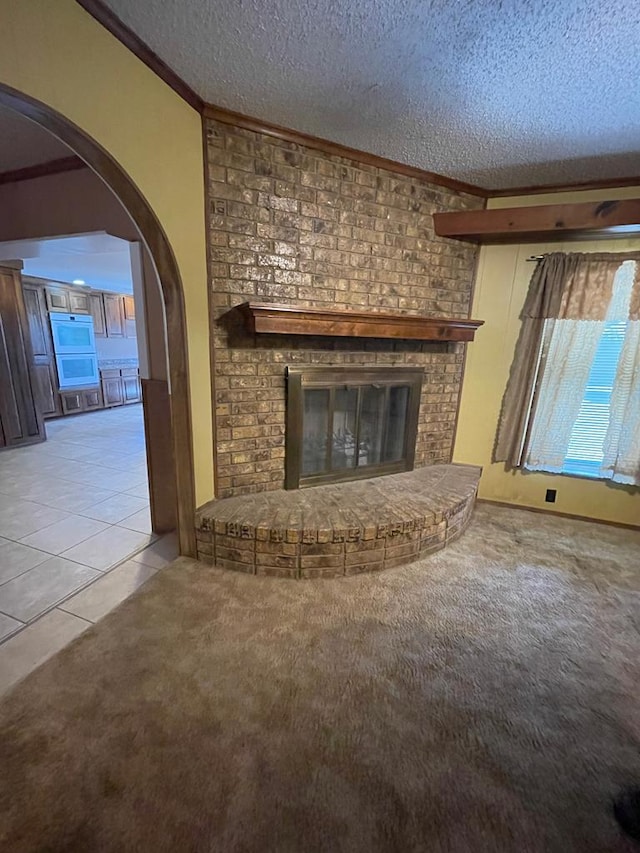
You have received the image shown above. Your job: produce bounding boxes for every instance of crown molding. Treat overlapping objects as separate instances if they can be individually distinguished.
[75,0,204,112]
[0,156,87,186]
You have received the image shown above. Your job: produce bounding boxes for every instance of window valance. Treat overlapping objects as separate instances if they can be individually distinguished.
[523,252,640,321]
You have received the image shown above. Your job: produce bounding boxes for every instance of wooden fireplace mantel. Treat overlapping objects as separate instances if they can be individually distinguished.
[237,302,484,342]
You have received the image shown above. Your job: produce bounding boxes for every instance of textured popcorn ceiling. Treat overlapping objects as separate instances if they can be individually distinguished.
[102,0,640,190]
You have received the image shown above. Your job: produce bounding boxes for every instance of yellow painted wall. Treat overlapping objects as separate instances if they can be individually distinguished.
[0,0,213,506]
[454,187,640,526]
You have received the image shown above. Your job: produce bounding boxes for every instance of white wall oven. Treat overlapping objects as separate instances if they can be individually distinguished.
[49,313,99,389]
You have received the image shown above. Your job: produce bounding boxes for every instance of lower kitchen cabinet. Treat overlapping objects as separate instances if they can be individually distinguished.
[59,369,140,414]
[60,387,104,415]
[101,370,125,407]
[31,363,61,418]
[83,387,104,410]
[121,368,142,404]
[101,367,141,408]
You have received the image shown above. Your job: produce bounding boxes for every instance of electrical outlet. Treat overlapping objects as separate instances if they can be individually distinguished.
[545,489,557,503]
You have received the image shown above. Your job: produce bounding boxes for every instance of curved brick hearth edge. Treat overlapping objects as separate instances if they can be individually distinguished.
[195,464,481,578]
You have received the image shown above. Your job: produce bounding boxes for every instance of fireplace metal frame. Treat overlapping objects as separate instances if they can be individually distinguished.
[285,366,423,489]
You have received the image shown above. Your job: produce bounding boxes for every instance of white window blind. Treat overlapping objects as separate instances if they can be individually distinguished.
[562,320,627,477]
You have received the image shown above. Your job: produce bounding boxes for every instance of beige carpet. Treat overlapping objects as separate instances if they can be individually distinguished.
[1,504,639,852]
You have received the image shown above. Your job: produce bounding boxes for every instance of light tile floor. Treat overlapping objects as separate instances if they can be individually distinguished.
[0,405,178,695]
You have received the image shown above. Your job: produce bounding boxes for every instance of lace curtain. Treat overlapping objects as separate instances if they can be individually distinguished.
[600,264,640,484]
[524,320,603,472]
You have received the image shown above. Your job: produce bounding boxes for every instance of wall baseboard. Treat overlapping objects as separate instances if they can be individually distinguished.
[476,498,640,532]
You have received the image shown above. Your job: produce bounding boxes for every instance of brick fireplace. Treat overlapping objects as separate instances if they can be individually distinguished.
[206,118,483,499]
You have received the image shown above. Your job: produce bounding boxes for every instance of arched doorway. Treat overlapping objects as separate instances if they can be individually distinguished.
[0,83,196,556]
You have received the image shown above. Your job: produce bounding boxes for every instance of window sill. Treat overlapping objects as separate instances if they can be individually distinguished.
[523,465,638,488]
[524,462,602,480]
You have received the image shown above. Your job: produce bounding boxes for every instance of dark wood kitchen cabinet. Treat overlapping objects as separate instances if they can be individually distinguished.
[22,281,62,418]
[101,367,141,407]
[44,284,70,313]
[104,293,125,337]
[121,367,142,403]
[91,292,135,339]
[14,278,142,423]
[101,369,125,407]
[89,292,107,338]
[83,387,103,410]
[123,295,137,338]
[68,290,91,314]
[0,263,45,448]
[45,284,90,315]
[37,283,135,345]
[60,387,103,415]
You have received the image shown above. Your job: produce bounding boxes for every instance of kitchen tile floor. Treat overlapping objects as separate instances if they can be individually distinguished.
[0,405,178,695]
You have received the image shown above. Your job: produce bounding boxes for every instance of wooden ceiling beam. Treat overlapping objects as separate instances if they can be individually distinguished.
[433,198,640,243]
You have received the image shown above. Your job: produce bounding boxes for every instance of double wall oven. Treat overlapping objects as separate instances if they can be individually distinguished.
[49,312,99,389]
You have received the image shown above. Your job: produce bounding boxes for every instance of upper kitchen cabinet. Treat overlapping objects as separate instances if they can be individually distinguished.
[44,284,135,341]
[104,293,125,337]
[90,291,137,339]
[44,284,70,313]
[89,292,107,338]
[123,295,136,338]
[0,264,45,448]
[45,283,90,314]
[68,290,91,314]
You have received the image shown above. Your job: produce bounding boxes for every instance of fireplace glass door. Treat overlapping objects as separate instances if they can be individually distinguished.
[286,367,423,488]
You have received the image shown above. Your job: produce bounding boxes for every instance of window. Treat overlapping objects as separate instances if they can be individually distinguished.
[562,319,626,477]
[524,260,640,484]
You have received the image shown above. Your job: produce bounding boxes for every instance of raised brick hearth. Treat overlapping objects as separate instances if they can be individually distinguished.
[195,464,480,578]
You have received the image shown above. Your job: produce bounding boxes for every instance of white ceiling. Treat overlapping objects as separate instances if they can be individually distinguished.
[0,233,134,293]
[101,0,640,190]
[0,106,71,173]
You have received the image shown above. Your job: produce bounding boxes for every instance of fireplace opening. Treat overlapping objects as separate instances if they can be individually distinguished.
[285,367,423,489]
